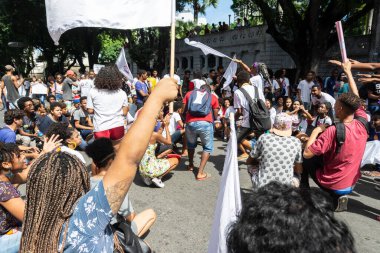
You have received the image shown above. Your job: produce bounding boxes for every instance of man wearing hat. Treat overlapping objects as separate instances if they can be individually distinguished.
[62,69,77,107]
[1,65,21,109]
[247,113,303,188]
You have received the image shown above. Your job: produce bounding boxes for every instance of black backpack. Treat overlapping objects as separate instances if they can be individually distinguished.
[334,116,369,153]
[239,86,271,131]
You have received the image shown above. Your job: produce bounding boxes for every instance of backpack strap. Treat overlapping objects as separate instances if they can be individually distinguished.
[355,116,369,135]
[239,86,255,105]
[334,116,369,154]
[335,123,346,154]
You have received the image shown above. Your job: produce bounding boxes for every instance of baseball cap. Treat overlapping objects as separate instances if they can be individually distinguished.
[272,113,292,137]
[66,70,75,76]
[5,65,14,71]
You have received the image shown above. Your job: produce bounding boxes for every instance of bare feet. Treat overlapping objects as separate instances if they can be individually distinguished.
[238,153,249,161]
[181,151,188,157]
[196,172,211,181]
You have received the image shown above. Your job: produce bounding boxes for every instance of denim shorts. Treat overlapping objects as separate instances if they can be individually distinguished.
[186,121,214,153]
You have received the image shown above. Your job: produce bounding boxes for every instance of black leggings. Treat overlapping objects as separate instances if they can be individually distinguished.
[302,156,342,208]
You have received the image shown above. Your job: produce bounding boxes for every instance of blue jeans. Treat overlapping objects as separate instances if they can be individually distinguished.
[79,129,92,140]
[171,130,182,144]
[186,121,214,153]
[0,230,21,253]
[32,94,46,104]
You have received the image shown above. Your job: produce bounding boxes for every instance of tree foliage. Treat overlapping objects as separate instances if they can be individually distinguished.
[251,0,374,78]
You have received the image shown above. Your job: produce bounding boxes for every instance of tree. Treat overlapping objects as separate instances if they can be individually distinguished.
[185,0,219,25]
[251,0,374,79]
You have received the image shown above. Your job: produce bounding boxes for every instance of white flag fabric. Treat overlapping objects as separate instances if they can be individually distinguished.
[116,48,134,82]
[184,38,232,59]
[222,57,237,89]
[208,113,242,253]
[45,0,172,45]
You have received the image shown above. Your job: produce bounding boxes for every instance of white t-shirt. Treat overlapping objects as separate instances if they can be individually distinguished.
[169,112,182,135]
[249,75,265,100]
[297,80,314,103]
[78,79,95,97]
[87,88,128,132]
[61,146,86,164]
[272,79,280,91]
[269,107,276,127]
[311,92,336,108]
[311,115,333,127]
[234,85,265,128]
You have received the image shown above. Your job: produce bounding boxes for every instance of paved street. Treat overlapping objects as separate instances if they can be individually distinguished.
[1,108,379,252]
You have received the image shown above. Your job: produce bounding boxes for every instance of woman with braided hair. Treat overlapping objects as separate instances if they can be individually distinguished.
[20,78,178,252]
[0,137,61,252]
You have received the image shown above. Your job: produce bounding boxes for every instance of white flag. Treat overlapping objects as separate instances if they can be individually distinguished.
[208,113,242,253]
[184,38,232,59]
[222,57,237,89]
[116,48,134,82]
[45,0,172,45]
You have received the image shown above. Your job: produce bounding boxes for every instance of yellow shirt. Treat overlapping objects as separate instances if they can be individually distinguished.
[147,77,157,90]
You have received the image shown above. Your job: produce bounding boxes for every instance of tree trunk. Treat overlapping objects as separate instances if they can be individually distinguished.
[154,27,170,74]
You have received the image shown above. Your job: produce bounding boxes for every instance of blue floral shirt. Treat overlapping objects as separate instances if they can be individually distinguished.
[59,181,114,252]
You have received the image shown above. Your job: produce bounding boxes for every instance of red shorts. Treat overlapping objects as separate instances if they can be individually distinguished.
[94,126,125,141]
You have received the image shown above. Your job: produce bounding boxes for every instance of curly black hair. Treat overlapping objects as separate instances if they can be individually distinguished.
[17,97,33,110]
[94,65,124,91]
[227,182,356,253]
[45,122,75,144]
[4,109,24,125]
[85,138,115,168]
[338,93,361,114]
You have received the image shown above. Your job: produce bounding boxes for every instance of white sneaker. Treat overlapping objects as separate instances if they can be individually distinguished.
[152,178,165,188]
[142,177,152,186]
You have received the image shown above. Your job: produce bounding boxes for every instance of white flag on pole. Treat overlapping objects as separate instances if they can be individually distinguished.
[184,38,232,60]
[222,56,238,89]
[208,113,242,253]
[45,0,172,45]
[116,48,134,82]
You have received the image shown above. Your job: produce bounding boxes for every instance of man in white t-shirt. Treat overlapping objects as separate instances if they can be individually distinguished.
[297,71,315,109]
[311,84,336,118]
[162,102,185,145]
[78,73,95,97]
[277,68,291,98]
[234,71,265,160]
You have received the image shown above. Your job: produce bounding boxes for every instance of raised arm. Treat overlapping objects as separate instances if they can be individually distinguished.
[349,59,380,71]
[233,59,251,73]
[329,60,358,96]
[103,78,178,214]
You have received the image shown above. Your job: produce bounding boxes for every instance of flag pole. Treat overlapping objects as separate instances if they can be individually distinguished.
[169,0,176,113]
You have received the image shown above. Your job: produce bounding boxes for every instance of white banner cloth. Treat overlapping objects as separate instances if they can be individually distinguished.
[208,113,242,253]
[116,48,134,82]
[184,38,232,59]
[45,0,172,45]
[222,57,237,89]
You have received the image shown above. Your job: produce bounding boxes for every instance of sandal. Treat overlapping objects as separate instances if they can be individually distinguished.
[187,165,194,171]
[363,171,380,177]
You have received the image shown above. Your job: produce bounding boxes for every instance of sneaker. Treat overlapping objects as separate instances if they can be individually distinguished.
[142,177,152,186]
[335,195,348,212]
[152,178,165,188]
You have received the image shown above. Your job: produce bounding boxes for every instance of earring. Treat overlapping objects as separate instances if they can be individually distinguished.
[67,142,77,150]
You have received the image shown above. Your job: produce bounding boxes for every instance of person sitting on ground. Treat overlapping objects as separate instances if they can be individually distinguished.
[282,97,293,113]
[19,77,178,252]
[274,96,284,114]
[303,59,368,212]
[309,102,333,130]
[73,96,94,141]
[45,122,86,163]
[287,100,312,134]
[219,98,235,141]
[37,102,70,135]
[44,94,56,111]
[17,97,40,147]
[85,138,157,237]
[0,137,61,253]
[247,113,303,188]
[139,113,180,188]
[227,181,356,253]
[361,113,380,177]
[87,65,129,147]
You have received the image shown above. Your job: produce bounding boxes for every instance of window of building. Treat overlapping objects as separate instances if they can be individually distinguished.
[200,55,205,68]
[190,56,194,69]
[208,55,216,68]
[182,57,188,69]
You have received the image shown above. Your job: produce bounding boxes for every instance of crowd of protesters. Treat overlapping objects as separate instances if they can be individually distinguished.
[0,55,378,252]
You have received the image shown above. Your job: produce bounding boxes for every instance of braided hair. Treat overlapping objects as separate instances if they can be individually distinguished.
[20,151,90,253]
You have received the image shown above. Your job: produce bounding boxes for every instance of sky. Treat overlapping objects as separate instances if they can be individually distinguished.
[202,0,234,25]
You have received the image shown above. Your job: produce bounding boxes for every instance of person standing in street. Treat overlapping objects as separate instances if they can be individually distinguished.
[1,65,21,110]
